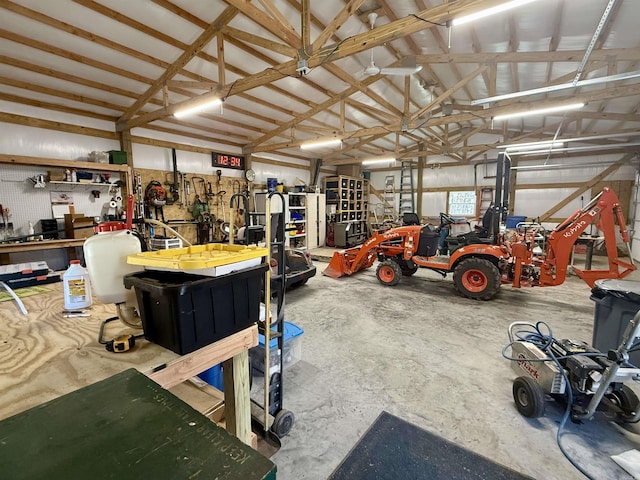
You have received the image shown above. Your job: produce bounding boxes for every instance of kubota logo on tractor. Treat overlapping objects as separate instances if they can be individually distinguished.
[562,220,587,239]
[517,353,540,379]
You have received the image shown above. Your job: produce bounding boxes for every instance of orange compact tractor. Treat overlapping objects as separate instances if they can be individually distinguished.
[323,156,635,300]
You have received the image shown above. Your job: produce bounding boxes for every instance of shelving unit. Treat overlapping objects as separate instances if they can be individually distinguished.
[254,192,308,249]
[324,175,369,248]
[0,153,132,264]
[0,154,132,193]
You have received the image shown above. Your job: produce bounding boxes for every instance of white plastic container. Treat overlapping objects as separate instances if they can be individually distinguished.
[63,260,92,309]
[83,229,142,305]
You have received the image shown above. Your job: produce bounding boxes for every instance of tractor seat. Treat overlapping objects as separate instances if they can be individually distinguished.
[402,212,421,226]
[445,206,495,251]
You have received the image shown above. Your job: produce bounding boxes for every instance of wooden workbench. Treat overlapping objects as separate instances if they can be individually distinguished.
[0,281,256,445]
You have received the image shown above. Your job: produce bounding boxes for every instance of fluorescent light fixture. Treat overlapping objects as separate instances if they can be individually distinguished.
[471,70,640,105]
[494,103,584,121]
[500,132,639,150]
[300,138,342,150]
[174,98,222,118]
[504,141,565,152]
[452,0,538,26]
[504,142,640,156]
[362,157,395,165]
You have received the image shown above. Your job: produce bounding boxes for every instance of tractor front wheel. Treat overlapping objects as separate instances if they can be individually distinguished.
[376,260,402,286]
[453,257,501,300]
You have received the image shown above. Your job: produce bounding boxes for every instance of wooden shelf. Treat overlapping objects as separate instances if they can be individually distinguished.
[0,153,129,173]
[0,238,85,254]
[0,153,132,193]
[49,181,115,187]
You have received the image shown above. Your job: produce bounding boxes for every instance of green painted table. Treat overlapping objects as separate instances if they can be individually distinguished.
[0,369,276,479]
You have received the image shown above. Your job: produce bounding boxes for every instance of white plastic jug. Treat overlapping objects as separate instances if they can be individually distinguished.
[63,260,92,309]
[83,229,142,305]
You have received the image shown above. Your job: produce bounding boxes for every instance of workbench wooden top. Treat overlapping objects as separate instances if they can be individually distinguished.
[0,281,179,420]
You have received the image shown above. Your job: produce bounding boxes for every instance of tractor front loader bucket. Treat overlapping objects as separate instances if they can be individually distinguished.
[323,251,351,278]
[322,245,378,278]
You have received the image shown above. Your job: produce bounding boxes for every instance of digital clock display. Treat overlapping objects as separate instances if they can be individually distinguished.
[212,152,245,170]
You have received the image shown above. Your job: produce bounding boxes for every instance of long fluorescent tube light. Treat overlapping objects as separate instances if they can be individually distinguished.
[452,0,538,26]
[174,98,222,118]
[500,132,639,150]
[494,103,584,121]
[300,138,342,150]
[504,142,640,156]
[504,141,565,152]
[362,157,395,165]
[472,70,640,105]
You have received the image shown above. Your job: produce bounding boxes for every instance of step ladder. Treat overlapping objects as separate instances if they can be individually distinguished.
[478,187,494,221]
[398,161,415,216]
[382,175,396,222]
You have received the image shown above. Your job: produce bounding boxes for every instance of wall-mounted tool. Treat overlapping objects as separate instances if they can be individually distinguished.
[29,174,46,188]
[163,148,181,205]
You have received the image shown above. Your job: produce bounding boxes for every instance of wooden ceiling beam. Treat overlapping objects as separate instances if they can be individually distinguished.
[0,92,116,122]
[223,0,299,47]
[415,47,640,64]
[222,26,296,58]
[118,6,238,121]
[312,0,366,51]
[322,63,402,116]
[262,82,640,152]
[122,0,503,131]
[217,32,226,87]
[538,154,632,222]
[0,28,289,134]
[410,65,487,122]
[324,133,389,162]
[0,55,273,137]
[413,0,475,101]
[221,33,373,136]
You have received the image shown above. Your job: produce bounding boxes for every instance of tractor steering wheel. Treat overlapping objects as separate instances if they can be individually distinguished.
[440,212,456,226]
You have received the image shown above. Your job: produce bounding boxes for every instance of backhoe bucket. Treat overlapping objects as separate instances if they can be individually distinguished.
[323,251,350,278]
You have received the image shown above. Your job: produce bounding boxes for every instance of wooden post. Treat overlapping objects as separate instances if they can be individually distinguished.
[222,351,252,446]
[118,129,134,194]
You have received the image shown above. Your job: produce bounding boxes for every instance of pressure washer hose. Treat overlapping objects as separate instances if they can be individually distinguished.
[143,218,192,246]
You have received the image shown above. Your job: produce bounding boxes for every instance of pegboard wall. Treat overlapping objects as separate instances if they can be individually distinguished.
[0,163,123,239]
[134,167,249,246]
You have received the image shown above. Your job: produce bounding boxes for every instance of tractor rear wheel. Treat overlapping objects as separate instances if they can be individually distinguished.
[513,376,546,418]
[393,258,418,276]
[453,257,500,300]
[376,260,402,286]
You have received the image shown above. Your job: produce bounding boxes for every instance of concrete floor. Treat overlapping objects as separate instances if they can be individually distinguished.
[265,254,640,480]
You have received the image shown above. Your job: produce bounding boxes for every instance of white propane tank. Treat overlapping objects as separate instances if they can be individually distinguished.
[83,228,142,305]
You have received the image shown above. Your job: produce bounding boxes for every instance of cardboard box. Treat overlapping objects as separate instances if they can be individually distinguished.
[48,170,65,181]
[64,214,95,239]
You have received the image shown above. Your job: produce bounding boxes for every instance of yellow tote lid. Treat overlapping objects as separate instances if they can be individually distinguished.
[127,243,268,269]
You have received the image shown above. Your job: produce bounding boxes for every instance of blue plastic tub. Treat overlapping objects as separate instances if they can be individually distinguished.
[251,321,304,375]
[505,216,527,229]
[258,321,304,348]
[198,364,223,391]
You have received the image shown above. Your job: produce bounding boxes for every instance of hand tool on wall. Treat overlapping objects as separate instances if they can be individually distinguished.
[163,148,180,206]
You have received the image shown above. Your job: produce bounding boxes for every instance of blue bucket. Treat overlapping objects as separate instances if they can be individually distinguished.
[505,216,527,229]
[198,364,223,391]
[267,178,277,192]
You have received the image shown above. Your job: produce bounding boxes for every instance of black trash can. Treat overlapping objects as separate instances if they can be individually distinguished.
[590,279,640,366]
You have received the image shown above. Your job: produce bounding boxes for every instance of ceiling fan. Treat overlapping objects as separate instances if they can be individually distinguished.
[362,12,423,76]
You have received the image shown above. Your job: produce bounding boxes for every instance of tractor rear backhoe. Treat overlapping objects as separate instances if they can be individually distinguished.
[323,156,635,300]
